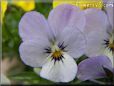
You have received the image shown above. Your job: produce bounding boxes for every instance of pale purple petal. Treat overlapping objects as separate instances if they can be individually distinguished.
[48,4,85,38]
[83,8,109,57]
[19,11,53,41]
[105,1,114,27]
[77,56,113,81]
[19,39,50,67]
[57,26,86,58]
[103,0,109,3]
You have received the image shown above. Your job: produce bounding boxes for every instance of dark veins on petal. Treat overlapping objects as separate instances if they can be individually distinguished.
[104,39,114,52]
[103,31,114,52]
[58,41,68,52]
[44,41,67,64]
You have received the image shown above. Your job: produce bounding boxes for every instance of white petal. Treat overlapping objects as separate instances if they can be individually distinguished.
[84,9,109,57]
[104,48,114,67]
[19,40,50,67]
[40,53,77,82]
[19,11,53,41]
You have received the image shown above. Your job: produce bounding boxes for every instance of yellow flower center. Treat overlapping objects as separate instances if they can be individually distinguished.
[52,50,62,59]
[44,42,65,62]
[109,44,114,50]
[109,36,114,52]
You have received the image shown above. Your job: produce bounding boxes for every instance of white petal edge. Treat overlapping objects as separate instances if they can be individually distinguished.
[104,48,114,67]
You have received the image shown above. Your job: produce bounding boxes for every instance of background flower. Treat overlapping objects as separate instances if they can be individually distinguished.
[12,0,35,11]
[53,0,103,9]
[1,0,8,23]
[82,8,108,56]
[77,56,113,84]
[1,0,35,23]
[103,0,114,66]
[82,1,114,66]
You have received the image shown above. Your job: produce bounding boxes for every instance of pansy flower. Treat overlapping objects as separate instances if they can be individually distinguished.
[77,56,113,83]
[77,2,114,80]
[82,1,114,66]
[103,0,114,64]
[19,4,86,82]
